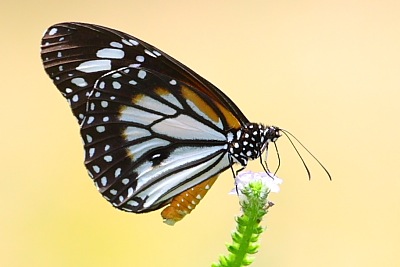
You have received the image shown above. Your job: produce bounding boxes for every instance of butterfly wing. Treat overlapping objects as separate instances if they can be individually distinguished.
[82,66,233,213]
[41,22,248,127]
[41,22,246,222]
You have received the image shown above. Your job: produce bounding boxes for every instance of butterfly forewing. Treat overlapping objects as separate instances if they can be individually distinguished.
[41,22,248,126]
[40,22,259,223]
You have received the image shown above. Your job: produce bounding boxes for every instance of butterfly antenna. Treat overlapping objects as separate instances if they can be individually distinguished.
[281,129,332,180]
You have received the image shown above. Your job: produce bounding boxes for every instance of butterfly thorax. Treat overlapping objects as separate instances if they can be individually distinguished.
[228,123,281,166]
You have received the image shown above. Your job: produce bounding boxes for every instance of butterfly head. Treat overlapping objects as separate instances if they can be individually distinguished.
[228,123,281,166]
[263,125,281,142]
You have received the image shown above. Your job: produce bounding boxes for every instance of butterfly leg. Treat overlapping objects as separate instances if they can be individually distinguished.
[228,156,246,195]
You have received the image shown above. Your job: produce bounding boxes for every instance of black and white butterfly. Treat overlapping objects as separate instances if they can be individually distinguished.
[40,22,287,224]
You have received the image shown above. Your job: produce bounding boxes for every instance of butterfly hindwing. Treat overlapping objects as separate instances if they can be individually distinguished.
[81,66,233,212]
[161,174,219,225]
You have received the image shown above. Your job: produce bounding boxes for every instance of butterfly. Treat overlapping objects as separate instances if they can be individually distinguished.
[40,22,282,225]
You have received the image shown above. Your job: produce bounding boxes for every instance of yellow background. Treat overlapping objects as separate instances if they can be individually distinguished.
[2,1,400,266]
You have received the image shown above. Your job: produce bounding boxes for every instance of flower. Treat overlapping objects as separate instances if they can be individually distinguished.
[230,171,283,196]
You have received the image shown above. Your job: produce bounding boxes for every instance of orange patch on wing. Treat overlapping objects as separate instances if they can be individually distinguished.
[181,86,220,124]
[131,93,144,104]
[125,148,135,160]
[215,102,241,129]
[154,87,170,95]
[161,175,219,225]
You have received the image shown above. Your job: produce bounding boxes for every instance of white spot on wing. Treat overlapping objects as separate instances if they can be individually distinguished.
[129,39,139,46]
[112,81,121,89]
[89,147,95,157]
[72,94,79,102]
[128,200,139,206]
[115,168,121,177]
[110,41,123,48]
[122,39,133,46]
[76,60,112,73]
[104,155,113,162]
[71,78,88,87]
[48,28,58,35]
[136,55,145,62]
[98,81,105,89]
[137,70,146,79]
[93,165,100,173]
[111,72,122,78]
[153,50,162,57]
[101,177,107,186]
[96,126,105,133]
[101,101,108,108]
[129,63,141,68]
[87,116,94,124]
[86,134,93,143]
[96,48,125,59]
[144,49,157,58]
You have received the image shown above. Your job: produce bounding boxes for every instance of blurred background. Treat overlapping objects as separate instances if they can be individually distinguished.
[2,1,400,266]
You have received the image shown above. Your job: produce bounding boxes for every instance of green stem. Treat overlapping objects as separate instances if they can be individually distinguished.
[212,181,271,267]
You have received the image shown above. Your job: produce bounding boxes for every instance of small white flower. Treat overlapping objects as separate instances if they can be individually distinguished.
[230,170,283,195]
